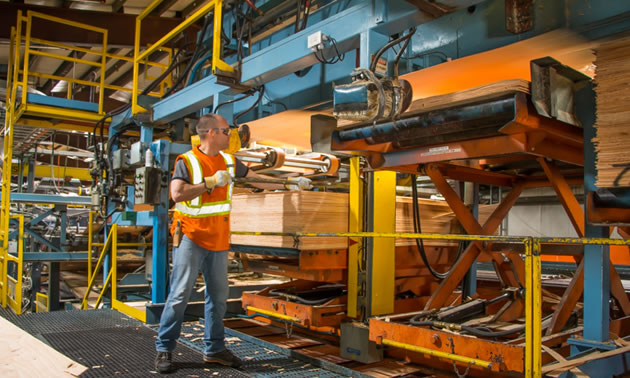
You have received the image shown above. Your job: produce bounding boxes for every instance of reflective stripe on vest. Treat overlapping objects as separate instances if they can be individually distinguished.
[176,151,235,217]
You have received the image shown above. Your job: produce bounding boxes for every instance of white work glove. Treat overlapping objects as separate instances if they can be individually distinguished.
[204,170,233,190]
[286,176,313,191]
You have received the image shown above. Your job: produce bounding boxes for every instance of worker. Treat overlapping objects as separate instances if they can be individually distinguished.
[155,113,312,373]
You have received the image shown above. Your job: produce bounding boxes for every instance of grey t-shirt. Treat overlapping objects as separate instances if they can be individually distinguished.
[172,156,249,183]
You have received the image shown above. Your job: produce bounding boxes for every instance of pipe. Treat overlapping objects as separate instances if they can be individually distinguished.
[246,306,299,322]
[381,338,492,369]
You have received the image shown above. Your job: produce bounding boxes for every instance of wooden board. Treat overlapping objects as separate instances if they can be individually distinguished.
[593,37,630,187]
[230,192,495,250]
[0,316,87,377]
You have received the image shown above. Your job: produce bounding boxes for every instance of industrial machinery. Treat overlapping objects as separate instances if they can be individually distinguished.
[3,0,630,377]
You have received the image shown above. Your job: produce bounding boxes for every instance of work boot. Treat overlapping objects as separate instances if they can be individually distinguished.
[155,351,173,374]
[203,349,243,368]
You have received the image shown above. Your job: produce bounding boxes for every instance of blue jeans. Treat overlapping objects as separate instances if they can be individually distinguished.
[155,235,228,355]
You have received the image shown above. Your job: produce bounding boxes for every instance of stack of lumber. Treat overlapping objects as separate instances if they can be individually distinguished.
[231,192,348,250]
[593,37,630,187]
[230,192,495,250]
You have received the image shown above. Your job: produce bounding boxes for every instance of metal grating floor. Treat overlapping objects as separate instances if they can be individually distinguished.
[43,326,247,377]
[0,307,353,377]
[0,306,140,334]
[175,323,345,378]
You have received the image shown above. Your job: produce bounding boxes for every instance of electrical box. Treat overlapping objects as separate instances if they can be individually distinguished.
[112,149,130,170]
[134,166,162,205]
[340,322,383,364]
[129,142,148,167]
[308,31,324,50]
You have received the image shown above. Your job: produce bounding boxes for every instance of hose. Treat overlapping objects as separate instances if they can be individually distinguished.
[410,316,553,338]
[268,289,336,305]
[233,86,265,125]
[369,27,416,73]
[411,174,464,279]
[393,27,415,78]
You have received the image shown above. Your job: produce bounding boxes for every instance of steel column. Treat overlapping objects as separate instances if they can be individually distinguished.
[347,157,363,318]
[365,170,396,316]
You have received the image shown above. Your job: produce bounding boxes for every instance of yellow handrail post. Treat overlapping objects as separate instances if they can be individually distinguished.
[532,239,542,377]
[87,211,93,285]
[80,226,114,309]
[525,237,532,377]
[1,12,22,309]
[22,12,33,105]
[99,30,108,114]
[94,270,113,309]
[112,224,118,303]
[132,17,142,115]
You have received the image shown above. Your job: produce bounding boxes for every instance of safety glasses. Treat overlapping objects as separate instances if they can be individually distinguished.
[212,128,232,136]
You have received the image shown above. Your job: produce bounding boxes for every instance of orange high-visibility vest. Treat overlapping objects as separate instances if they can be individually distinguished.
[171,145,235,251]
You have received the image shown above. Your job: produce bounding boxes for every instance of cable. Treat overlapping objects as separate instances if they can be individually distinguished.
[410,314,554,338]
[393,27,415,78]
[369,27,416,73]
[300,0,310,30]
[244,0,263,16]
[313,36,344,64]
[233,85,264,125]
[162,14,212,98]
[263,91,288,111]
[411,174,464,279]
[214,87,258,114]
[268,289,339,305]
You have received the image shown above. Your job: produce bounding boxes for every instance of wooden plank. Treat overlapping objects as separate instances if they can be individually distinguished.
[230,192,496,250]
[542,343,630,375]
[0,316,87,377]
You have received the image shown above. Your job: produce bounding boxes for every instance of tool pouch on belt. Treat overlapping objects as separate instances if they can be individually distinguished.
[173,220,182,247]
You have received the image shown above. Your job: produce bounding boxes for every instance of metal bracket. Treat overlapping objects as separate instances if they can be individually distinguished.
[530,56,591,127]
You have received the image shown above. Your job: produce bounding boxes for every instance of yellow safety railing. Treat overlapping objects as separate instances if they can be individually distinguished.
[82,223,147,322]
[132,0,232,114]
[81,223,116,310]
[36,292,49,313]
[7,10,173,125]
[3,215,25,315]
[20,11,108,115]
[232,230,630,377]
[0,22,20,310]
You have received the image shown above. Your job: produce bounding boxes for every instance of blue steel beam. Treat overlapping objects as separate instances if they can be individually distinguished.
[23,226,61,252]
[152,1,483,123]
[29,209,55,227]
[21,252,89,261]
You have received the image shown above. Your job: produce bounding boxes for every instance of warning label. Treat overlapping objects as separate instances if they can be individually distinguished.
[420,146,462,157]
